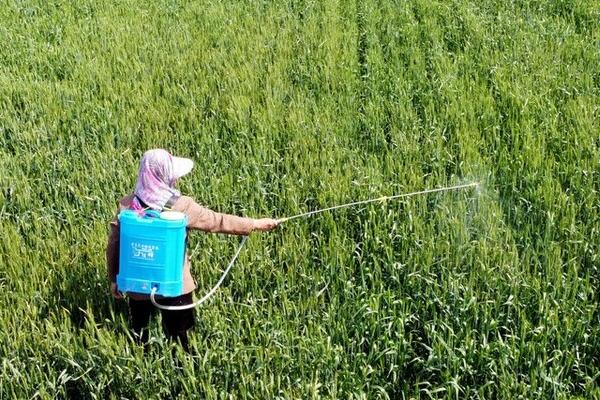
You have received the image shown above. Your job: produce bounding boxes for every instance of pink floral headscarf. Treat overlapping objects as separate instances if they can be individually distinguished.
[131,149,181,211]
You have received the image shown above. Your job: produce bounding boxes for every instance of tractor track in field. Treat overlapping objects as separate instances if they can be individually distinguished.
[356,0,369,141]
[355,0,394,151]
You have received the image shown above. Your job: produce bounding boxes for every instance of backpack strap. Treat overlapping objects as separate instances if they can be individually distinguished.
[134,194,180,211]
[163,194,180,210]
[134,195,150,210]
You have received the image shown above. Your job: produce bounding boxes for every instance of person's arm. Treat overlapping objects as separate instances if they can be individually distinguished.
[178,196,278,234]
[106,219,123,299]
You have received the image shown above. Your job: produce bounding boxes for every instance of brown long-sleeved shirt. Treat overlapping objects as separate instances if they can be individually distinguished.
[106,194,254,299]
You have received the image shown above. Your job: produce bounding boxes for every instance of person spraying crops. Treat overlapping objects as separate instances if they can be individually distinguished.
[106,149,279,352]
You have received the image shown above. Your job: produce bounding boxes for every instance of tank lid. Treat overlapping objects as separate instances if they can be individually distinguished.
[160,211,186,221]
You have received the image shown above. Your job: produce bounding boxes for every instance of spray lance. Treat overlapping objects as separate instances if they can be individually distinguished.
[150,182,479,310]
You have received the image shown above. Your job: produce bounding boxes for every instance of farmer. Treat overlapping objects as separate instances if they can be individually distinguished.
[106,148,278,352]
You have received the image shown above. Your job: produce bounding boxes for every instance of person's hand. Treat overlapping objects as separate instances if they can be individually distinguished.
[252,218,280,232]
[110,282,123,299]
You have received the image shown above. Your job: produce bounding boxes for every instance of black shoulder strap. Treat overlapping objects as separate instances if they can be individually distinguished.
[134,195,150,209]
[163,194,180,210]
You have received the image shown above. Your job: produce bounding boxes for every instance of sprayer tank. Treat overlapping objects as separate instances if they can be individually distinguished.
[117,210,187,296]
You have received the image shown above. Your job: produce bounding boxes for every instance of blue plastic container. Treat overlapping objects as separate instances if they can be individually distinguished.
[117,209,188,296]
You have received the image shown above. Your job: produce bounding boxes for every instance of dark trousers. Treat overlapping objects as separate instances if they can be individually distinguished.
[129,292,195,353]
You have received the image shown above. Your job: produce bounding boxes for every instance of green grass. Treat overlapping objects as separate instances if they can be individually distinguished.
[0,0,599,398]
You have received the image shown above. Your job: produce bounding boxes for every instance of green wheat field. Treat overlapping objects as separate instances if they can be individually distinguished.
[1,0,599,398]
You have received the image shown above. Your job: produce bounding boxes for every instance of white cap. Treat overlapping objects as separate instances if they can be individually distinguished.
[172,156,194,179]
[160,211,186,220]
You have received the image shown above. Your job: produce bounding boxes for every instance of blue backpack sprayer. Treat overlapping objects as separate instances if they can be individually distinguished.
[117,209,188,297]
[117,182,478,311]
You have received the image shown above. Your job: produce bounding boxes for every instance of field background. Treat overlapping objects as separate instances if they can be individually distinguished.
[1,0,599,398]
